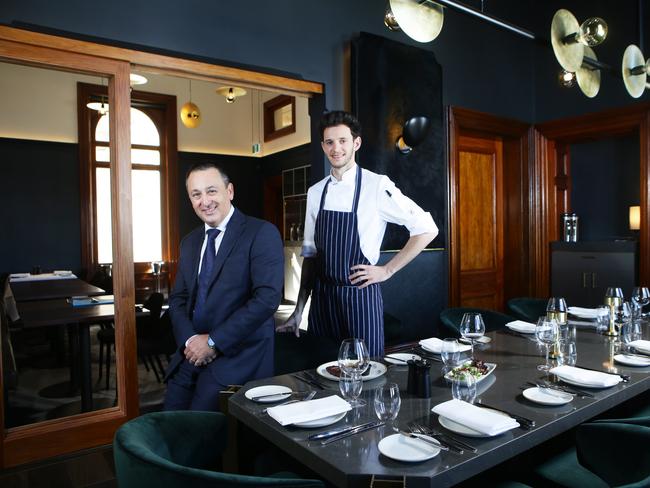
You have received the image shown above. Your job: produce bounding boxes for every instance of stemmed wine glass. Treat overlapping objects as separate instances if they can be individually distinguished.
[338,338,370,407]
[535,317,559,371]
[459,313,486,360]
[613,301,632,347]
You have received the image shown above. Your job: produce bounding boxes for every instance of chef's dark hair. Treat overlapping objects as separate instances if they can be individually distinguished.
[319,111,362,141]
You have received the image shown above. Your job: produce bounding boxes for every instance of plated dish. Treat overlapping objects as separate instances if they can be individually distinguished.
[293,411,347,428]
[522,386,573,406]
[244,385,292,403]
[614,354,650,367]
[316,360,387,382]
[444,360,496,385]
[378,433,441,462]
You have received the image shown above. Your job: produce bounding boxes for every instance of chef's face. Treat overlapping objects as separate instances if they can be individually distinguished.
[321,124,361,174]
[186,167,234,227]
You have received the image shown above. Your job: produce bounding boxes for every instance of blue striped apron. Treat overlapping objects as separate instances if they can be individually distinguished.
[308,165,384,357]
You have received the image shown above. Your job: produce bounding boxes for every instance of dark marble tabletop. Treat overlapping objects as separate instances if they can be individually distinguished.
[229,325,650,488]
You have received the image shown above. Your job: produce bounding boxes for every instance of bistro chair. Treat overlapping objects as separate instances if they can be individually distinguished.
[506,297,547,323]
[439,307,515,337]
[113,411,324,488]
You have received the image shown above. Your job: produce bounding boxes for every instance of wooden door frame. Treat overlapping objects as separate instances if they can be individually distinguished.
[447,107,530,308]
[0,25,324,468]
[532,103,650,296]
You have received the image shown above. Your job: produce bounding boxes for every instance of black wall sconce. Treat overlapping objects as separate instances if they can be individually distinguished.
[396,116,431,154]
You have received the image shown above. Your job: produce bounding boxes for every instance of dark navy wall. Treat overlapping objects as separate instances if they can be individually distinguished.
[570,135,640,241]
[0,138,80,274]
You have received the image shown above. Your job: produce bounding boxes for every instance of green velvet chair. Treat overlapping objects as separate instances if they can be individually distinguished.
[113,411,324,488]
[506,297,547,323]
[439,307,516,337]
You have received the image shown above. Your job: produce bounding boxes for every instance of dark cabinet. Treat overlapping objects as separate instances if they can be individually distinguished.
[551,241,638,307]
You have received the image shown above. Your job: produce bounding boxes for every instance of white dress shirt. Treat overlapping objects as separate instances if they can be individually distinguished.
[301,164,437,264]
[197,205,235,276]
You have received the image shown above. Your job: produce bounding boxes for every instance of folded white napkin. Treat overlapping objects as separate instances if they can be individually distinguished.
[267,395,351,426]
[419,337,471,354]
[628,340,650,354]
[549,365,622,387]
[505,320,536,334]
[53,270,73,276]
[568,306,600,319]
[432,399,519,436]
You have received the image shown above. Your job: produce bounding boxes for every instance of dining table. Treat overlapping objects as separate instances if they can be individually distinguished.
[228,324,650,488]
[17,299,145,412]
[11,277,106,302]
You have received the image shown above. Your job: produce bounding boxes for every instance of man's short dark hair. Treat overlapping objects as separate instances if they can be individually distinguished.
[319,111,362,141]
[185,162,230,186]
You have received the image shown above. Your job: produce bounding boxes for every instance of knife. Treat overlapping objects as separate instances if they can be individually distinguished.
[530,380,594,398]
[476,402,535,429]
[397,431,449,451]
[308,421,378,441]
[251,390,308,401]
[290,373,325,390]
[574,365,630,382]
[319,421,385,445]
[303,370,332,387]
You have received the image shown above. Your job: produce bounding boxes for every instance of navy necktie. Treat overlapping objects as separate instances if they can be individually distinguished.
[193,228,221,322]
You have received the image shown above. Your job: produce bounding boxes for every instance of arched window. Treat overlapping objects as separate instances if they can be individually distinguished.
[78,83,178,300]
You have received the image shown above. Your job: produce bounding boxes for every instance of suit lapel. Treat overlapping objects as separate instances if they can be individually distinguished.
[189,228,204,298]
[208,208,245,288]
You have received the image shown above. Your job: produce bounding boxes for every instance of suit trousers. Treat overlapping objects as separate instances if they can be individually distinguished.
[163,359,227,411]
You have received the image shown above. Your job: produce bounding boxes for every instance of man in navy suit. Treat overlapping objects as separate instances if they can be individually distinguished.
[164,162,284,411]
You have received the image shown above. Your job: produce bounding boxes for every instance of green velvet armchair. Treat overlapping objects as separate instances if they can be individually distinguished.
[113,411,324,488]
[506,297,547,323]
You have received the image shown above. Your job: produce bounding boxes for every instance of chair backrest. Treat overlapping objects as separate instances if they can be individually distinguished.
[113,411,324,488]
[507,297,547,323]
[439,307,515,337]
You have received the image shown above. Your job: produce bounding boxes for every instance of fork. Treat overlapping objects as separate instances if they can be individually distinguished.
[397,430,449,451]
[259,390,317,415]
[409,421,476,453]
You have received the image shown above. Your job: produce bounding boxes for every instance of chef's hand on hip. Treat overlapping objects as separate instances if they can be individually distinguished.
[349,264,393,289]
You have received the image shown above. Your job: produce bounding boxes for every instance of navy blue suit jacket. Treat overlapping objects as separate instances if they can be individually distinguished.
[167,208,283,386]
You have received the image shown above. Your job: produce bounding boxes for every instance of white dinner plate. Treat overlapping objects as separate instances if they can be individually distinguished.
[316,361,387,382]
[378,434,441,462]
[383,353,422,365]
[522,387,573,406]
[438,409,509,438]
[444,362,497,385]
[614,354,650,367]
[292,411,347,428]
[244,385,292,403]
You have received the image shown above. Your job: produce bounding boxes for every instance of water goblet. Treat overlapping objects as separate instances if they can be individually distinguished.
[374,383,401,430]
[338,338,370,376]
[339,370,365,408]
[595,305,610,333]
[459,313,485,359]
[613,301,632,346]
[441,338,461,367]
[559,340,577,366]
[451,371,477,404]
[535,317,559,371]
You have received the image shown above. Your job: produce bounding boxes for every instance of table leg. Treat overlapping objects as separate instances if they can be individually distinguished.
[79,324,93,412]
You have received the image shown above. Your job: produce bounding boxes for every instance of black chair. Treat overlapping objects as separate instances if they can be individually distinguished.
[97,292,166,389]
[1,273,18,391]
[507,297,547,323]
[439,307,516,337]
[136,295,174,382]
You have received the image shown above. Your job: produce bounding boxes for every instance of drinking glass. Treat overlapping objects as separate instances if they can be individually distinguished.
[373,383,401,428]
[621,320,642,347]
[451,371,477,404]
[441,338,461,367]
[631,286,650,319]
[559,340,577,366]
[535,317,559,371]
[613,302,632,346]
[595,305,610,333]
[459,313,485,359]
[338,338,370,376]
[339,370,365,408]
